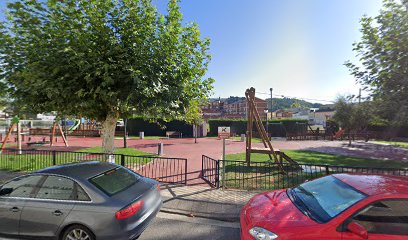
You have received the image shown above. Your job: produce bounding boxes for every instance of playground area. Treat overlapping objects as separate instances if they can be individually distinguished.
[0,90,406,188]
[7,136,408,167]
[0,90,406,187]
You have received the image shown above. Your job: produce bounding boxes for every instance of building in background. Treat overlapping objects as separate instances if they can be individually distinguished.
[202,96,267,120]
[309,108,335,126]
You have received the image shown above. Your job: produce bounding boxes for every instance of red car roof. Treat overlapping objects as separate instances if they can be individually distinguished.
[334,173,408,196]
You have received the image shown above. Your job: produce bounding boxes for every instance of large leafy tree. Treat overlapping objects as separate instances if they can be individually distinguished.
[0,0,214,153]
[345,0,408,126]
[333,96,373,145]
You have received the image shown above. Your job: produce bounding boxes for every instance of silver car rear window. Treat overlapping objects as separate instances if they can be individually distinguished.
[90,167,140,196]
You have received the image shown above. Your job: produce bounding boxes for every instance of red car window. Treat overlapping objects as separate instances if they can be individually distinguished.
[352,199,408,236]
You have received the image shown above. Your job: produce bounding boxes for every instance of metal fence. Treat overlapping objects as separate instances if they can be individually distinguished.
[124,155,187,184]
[0,149,187,184]
[201,155,220,188]
[201,155,408,190]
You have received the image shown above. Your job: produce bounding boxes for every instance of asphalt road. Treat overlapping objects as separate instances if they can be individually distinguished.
[0,212,241,240]
[140,212,241,240]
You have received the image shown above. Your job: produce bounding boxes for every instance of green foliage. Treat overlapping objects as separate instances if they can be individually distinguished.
[3,0,214,119]
[345,0,408,126]
[126,117,194,136]
[183,99,204,125]
[333,96,373,134]
[0,0,214,152]
[78,147,153,156]
[226,151,408,168]
[11,116,19,124]
[325,119,339,135]
[266,97,323,111]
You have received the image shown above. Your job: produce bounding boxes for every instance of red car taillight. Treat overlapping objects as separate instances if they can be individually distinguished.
[115,200,144,220]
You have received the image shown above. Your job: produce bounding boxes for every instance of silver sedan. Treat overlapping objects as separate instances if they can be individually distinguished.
[0,161,162,240]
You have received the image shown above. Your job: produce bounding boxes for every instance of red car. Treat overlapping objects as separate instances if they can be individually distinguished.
[241,174,408,240]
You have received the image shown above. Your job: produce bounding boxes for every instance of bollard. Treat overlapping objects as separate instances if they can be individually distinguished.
[139,132,144,139]
[107,155,115,163]
[240,134,246,142]
[158,142,164,156]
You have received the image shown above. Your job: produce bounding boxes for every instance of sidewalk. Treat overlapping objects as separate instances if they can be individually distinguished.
[160,184,259,222]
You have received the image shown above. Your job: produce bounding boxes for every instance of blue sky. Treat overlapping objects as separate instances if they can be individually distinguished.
[0,0,383,103]
[154,0,383,102]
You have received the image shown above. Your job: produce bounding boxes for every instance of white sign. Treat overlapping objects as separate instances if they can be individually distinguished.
[218,127,231,139]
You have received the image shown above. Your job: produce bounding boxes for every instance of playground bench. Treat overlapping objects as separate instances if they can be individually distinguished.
[166,131,182,138]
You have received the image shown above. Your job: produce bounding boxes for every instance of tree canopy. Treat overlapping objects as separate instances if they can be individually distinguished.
[0,0,214,153]
[345,0,408,126]
[333,96,373,145]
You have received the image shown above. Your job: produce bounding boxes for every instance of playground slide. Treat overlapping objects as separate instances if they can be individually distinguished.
[68,119,81,133]
[333,129,345,139]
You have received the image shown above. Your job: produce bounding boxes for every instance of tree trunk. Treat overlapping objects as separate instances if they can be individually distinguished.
[101,112,119,154]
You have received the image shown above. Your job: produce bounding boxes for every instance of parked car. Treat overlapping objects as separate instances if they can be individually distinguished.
[241,174,408,240]
[0,161,162,240]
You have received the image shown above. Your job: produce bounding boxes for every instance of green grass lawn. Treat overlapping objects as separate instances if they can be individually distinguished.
[222,150,408,190]
[374,141,408,149]
[0,147,154,173]
[78,147,153,156]
[226,150,408,168]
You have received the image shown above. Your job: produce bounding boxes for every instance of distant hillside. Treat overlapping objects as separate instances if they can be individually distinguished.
[266,98,323,111]
[209,96,325,111]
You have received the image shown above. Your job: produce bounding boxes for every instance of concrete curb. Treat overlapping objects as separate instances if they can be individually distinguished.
[160,207,240,223]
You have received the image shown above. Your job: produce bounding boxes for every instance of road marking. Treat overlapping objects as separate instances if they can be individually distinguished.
[156,212,241,229]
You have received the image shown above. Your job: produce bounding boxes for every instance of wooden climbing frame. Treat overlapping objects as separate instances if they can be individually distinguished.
[245,87,298,170]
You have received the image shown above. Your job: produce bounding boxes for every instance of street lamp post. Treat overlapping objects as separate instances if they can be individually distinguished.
[264,108,269,137]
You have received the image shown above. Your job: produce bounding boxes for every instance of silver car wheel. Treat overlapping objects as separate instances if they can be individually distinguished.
[66,228,91,240]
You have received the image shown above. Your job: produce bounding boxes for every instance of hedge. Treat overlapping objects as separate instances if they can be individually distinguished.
[366,125,408,138]
[208,119,309,137]
[118,117,193,137]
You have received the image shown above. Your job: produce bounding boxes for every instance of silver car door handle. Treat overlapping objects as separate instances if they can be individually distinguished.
[10,207,20,212]
[53,210,63,216]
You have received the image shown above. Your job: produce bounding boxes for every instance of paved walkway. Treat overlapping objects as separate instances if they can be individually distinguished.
[160,184,258,222]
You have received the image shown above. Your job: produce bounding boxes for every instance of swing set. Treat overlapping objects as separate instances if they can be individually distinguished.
[0,118,68,153]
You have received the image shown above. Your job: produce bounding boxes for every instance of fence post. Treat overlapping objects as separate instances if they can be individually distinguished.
[216,160,220,188]
[221,160,225,190]
[52,151,56,165]
[325,165,330,175]
[120,154,125,166]
[201,156,204,178]
[184,159,188,185]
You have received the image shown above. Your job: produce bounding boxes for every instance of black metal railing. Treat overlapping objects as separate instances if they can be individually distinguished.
[123,155,187,184]
[201,155,220,188]
[0,149,187,184]
[202,156,408,190]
